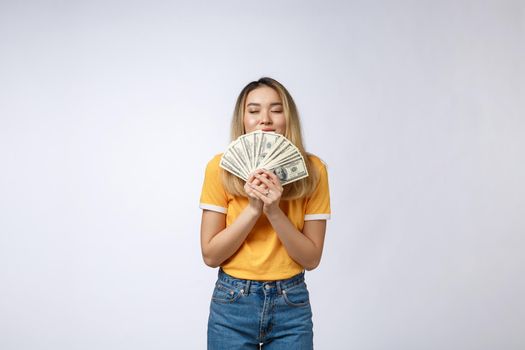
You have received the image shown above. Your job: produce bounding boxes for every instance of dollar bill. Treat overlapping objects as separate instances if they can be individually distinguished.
[272,157,309,186]
[262,143,296,168]
[220,151,248,180]
[265,153,303,170]
[256,132,282,169]
[258,135,286,168]
[230,139,252,176]
[219,130,309,186]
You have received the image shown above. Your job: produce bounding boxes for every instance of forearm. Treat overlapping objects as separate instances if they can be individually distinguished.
[203,206,260,267]
[266,209,321,270]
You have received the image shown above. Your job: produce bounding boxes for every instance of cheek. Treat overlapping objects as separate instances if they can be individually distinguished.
[244,116,258,131]
[275,116,287,130]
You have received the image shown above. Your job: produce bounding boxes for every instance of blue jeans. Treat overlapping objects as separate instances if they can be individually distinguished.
[207,268,314,349]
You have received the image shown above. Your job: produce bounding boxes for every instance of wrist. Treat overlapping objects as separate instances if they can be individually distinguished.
[264,206,284,221]
[246,203,262,218]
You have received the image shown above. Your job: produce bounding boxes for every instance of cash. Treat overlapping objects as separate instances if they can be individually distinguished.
[220,131,309,186]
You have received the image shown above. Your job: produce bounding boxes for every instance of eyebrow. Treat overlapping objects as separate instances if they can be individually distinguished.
[246,102,283,107]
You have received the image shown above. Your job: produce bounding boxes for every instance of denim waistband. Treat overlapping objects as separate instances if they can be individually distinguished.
[217,268,305,295]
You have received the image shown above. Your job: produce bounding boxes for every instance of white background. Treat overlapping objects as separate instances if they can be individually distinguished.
[1,0,524,349]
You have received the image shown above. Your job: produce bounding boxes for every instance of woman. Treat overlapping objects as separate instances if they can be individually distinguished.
[199,77,331,349]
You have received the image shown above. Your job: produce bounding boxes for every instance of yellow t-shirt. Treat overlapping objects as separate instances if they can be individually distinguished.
[199,153,331,281]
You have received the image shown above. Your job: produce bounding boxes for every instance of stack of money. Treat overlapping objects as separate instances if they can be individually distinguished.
[220,131,309,186]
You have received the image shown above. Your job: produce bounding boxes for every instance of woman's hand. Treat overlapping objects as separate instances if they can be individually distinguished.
[244,172,265,216]
[248,169,283,216]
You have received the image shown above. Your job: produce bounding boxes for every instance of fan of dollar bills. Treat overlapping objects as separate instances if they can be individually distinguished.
[219,130,309,186]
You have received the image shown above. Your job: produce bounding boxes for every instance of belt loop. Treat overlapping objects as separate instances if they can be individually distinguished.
[245,279,251,296]
[276,280,283,295]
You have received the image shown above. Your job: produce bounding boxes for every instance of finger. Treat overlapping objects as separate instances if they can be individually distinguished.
[259,170,282,187]
[252,168,271,176]
[254,173,276,188]
[247,172,265,187]
[249,186,271,204]
[245,187,263,201]
[243,185,254,197]
[247,173,259,185]
[255,173,282,192]
[266,170,281,185]
[251,178,263,187]
[254,169,272,179]
[259,171,280,189]
[249,182,269,195]
[250,179,260,188]
[249,178,268,191]
[245,181,261,195]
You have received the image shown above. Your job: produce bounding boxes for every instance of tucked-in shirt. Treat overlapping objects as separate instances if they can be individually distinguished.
[199,153,331,280]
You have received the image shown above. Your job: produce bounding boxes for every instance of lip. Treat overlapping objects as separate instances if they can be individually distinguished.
[261,128,276,132]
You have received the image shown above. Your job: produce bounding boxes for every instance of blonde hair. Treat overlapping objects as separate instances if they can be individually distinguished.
[222,77,319,200]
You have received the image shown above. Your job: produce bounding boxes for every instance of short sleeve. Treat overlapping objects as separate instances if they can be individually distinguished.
[199,155,228,214]
[304,159,331,221]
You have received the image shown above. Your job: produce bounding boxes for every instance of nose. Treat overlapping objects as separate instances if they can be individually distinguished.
[260,109,272,125]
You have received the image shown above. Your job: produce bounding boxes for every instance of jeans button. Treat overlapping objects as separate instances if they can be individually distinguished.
[265,284,271,289]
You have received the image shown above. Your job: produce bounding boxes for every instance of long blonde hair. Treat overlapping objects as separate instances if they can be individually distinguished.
[222,77,319,200]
